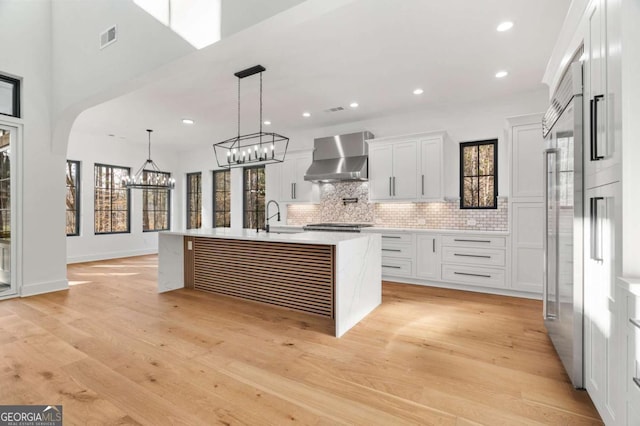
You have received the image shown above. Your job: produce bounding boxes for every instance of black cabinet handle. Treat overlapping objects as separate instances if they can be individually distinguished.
[590,95,605,161]
[454,272,491,278]
[590,197,604,261]
[382,235,401,239]
[382,265,401,269]
[454,253,491,259]
[432,239,435,253]
[453,239,491,243]
[382,248,402,252]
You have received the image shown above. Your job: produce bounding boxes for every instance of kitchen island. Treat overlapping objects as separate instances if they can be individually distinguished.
[158,228,381,337]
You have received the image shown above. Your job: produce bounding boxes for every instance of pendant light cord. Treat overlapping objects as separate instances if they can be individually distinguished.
[237,78,241,139]
[147,129,152,161]
[259,72,263,137]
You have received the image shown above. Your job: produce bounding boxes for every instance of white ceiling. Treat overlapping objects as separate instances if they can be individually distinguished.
[72,0,571,150]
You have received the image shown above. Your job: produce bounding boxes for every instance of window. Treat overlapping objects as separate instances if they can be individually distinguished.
[212,170,230,227]
[460,139,497,209]
[143,171,171,232]
[94,163,130,234]
[66,160,80,236]
[0,74,20,118]
[243,166,265,230]
[186,172,202,229]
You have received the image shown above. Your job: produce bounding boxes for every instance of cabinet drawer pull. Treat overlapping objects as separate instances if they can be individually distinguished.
[453,239,491,243]
[454,272,491,278]
[630,318,640,329]
[454,253,491,259]
[634,377,640,390]
[382,265,401,269]
[382,236,402,239]
[382,248,402,252]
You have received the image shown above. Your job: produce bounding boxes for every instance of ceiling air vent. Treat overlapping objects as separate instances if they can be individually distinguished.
[100,25,117,49]
[324,106,345,113]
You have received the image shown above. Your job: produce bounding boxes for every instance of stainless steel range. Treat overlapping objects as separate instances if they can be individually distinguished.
[303,223,373,233]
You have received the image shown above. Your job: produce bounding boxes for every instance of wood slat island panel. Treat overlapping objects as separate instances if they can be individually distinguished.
[190,237,335,318]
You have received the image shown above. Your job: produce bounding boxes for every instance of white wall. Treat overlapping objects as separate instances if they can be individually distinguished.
[220,0,307,38]
[66,130,181,263]
[173,88,548,231]
[280,88,549,198]
[0,0,68,296]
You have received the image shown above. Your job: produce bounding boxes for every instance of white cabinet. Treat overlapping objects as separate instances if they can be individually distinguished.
[379,231,415,278]
[270,151,317,203]
[369,140,417,201]
[585,0,621,189]
[416,234,439,280]
[440,235,507,289]
[584,181,623,425]
[369,132,446,202]
[507,115,544,296]
[418,136,444,201]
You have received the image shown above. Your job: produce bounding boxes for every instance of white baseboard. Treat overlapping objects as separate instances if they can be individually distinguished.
[67,248,158,264]
[20,278,69,297]
[383,275,543,300]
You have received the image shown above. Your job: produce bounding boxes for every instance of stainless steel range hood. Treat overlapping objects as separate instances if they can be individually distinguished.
[304,131,374,182]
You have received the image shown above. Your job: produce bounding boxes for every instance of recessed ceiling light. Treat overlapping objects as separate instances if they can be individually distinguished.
[182,118,194,125]
[495,70,508,78]
[349,102,359,108]
[263,120,271,125]
[413,88,424,95]
[302,112,311,118]
[496,21,514,32]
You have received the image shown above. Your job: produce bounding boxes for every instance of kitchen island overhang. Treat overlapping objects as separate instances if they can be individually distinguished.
[158,229,381,337]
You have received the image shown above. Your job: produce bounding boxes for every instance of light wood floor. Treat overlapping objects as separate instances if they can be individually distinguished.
[0,255,601,425]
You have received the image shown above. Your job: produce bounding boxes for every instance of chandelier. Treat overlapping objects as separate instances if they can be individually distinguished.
[213,65,289,168]
[122,129,175,190]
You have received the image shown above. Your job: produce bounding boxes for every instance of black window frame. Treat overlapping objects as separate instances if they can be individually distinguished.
[94,163,131,234]
[243,165,266,230]
[0,74,21,118]
[66,160,81,236]
[142,170,171,232]
[459,139,498,209]
[186,172,202,229]
[212,169,231,228]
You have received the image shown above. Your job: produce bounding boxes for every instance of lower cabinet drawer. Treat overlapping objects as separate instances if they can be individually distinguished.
[442,246,505,267]
[441,265,506,288]
[381,244,414,258]
[381,257,412,277]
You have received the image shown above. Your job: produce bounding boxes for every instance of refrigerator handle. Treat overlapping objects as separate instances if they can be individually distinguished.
[543,148,559,320]
[590,197,605,261]
[590,95,605,161]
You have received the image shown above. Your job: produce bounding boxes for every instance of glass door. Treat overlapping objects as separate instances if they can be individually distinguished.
[0,125,15,297]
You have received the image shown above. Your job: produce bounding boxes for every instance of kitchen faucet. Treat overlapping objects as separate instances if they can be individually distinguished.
[265,200,281,233]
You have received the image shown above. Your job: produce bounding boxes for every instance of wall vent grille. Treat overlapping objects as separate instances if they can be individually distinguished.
[100,25,117,49]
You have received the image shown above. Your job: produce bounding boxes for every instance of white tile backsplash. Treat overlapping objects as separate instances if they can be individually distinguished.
[287,182,508,231]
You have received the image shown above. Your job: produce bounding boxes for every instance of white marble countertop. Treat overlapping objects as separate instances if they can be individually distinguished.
[618,277,640,297]
[161,228,374,245]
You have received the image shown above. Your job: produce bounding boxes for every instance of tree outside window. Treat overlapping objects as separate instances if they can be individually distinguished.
[143,170,171,232]
[213,170,230,227]
[94,163,131,234]
[460,139,497,209]
[186,172,202,229]
[66,160,80,236]
[243,166,265,230]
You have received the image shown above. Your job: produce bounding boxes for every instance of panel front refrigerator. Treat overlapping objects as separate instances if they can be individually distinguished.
[542,60,583,388]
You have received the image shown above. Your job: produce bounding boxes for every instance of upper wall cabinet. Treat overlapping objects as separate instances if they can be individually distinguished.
[368,131,445,202]
[269,150,317,203]
[510,121,544,200]
[585,0,621,189]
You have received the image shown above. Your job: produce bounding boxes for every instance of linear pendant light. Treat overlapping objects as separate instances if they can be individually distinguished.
[122,129,175,190]
[213,65,289,168]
